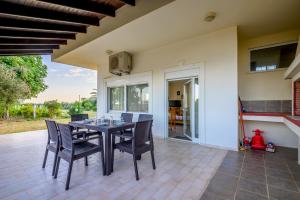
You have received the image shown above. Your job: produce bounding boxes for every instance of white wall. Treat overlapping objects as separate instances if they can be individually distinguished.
[97,26,238,150]
[244,121,298,148]
[238,29,300,101]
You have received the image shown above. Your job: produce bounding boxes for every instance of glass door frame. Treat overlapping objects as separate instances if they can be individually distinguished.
[166,77,198,142]
[164,63,205,144]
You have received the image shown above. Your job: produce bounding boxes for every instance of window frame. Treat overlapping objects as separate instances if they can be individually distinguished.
[248,41,298,73]
[126,83,150,113]
[107,86,125,112]
[104,72,152,114]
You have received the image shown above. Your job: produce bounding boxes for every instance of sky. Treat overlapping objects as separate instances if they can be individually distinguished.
[26,55,97,103]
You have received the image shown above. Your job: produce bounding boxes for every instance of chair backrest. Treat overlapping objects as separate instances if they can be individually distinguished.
[57,124,73,151]
[45,120,59,143]
[121,112,133,123]
[133,120,153,147]
[71,114,88,122]
[138,114,153,122]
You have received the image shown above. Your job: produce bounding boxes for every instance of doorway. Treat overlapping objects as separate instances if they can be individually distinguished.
[167,77,199,142]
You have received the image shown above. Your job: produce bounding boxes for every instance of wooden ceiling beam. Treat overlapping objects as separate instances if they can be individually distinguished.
[0,38,67,45]
[39,0,116,17]
[0,18,86,33]
[0,29,75,40]
[0,45,59,50]
[0,1,99,26]
[0,50,53,56]
[120,0,135,6]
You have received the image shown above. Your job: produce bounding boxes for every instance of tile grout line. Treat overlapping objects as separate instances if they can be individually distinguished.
[233,151,245,200]
[286,159,300,193]
[264,153,270,200]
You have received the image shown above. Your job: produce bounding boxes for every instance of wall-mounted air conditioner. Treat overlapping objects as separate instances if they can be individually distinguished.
[109,51,132,76]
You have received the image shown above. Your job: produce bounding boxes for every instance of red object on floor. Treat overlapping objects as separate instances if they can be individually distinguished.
[251,129,266,150]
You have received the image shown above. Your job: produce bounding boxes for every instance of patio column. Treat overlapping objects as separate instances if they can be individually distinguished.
[97,65,106,118]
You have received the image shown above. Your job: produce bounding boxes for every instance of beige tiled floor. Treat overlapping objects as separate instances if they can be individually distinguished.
[0,130,227,200]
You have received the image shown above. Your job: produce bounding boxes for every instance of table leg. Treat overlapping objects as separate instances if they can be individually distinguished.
[105,130,112,175]
[99,134,106,175]
[136,155,142,160]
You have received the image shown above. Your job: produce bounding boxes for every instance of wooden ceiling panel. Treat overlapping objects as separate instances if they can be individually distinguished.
[0,38,67,45]
[39,0,116,17]
[0,0,135,56]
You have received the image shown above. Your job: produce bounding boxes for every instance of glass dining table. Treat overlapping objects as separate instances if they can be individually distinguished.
[69,119,135,175]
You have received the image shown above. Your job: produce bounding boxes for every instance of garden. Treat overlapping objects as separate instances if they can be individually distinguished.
[0,56,96,134]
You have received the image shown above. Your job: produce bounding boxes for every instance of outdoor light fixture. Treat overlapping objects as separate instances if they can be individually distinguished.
[105,50,113,55]
[204,11,216,22]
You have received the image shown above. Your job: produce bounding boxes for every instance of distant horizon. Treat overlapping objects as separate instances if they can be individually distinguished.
[25,55,97,104]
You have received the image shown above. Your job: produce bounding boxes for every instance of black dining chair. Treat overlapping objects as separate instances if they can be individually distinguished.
[138,114,153,122]
[70,114,89,122]
[54,123,105,190]
[120,113,153,138]
[120,113,134,141]
[42,120,60,176]
[121,112,133,123]
[112,120,155,180]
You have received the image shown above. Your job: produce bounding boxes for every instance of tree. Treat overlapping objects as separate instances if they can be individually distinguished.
[0,65,30,119]
[0,56,47,98]
[44,100,62,118]
[81,98,95,111]
[68,101,84,115]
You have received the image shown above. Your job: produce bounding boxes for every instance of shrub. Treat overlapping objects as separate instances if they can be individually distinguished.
[20,104,34,119]
[68,101,83,115]
[44,100,61,118]
[36,106,49,118]
[8,105,22,118]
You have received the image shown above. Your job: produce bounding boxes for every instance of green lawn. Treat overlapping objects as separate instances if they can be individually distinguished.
[0,111,96,135]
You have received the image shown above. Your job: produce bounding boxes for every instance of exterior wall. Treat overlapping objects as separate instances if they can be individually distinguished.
[238,29,300,101]
[97,26,239,150]
[244,121,298,148]
[238,30,300,148]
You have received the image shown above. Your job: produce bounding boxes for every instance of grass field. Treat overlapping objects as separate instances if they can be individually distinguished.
[0,111,96,135]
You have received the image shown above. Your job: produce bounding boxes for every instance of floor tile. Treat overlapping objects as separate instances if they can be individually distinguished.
[218,164,241,177]
[200,191,231,200]
[242,165,265,176]
[206,172,238,199]
[240,170,266,184]
[238,177,267,196]
[266,168,293,180]
[267,176,299,192]
[268,185,300,200]
[235,189,268,200]
[0,131,227,200]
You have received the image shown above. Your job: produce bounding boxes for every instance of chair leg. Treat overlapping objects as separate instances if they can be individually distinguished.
[65,160,73,190]
[85,156,88,166]
[151,150,156,170]
[133,155,139,181]
[52,151,58,176]
[42,149,48,168]
[54,157,60,179]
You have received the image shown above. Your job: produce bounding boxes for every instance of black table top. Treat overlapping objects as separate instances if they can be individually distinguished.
[69,119,135,132]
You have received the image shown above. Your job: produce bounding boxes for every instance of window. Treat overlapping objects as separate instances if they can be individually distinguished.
[127,84,149,112]
[250,42,297,72]
[108,86,124,111]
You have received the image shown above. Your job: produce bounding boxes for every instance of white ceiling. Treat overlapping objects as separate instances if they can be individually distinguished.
[55,0,300,69]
